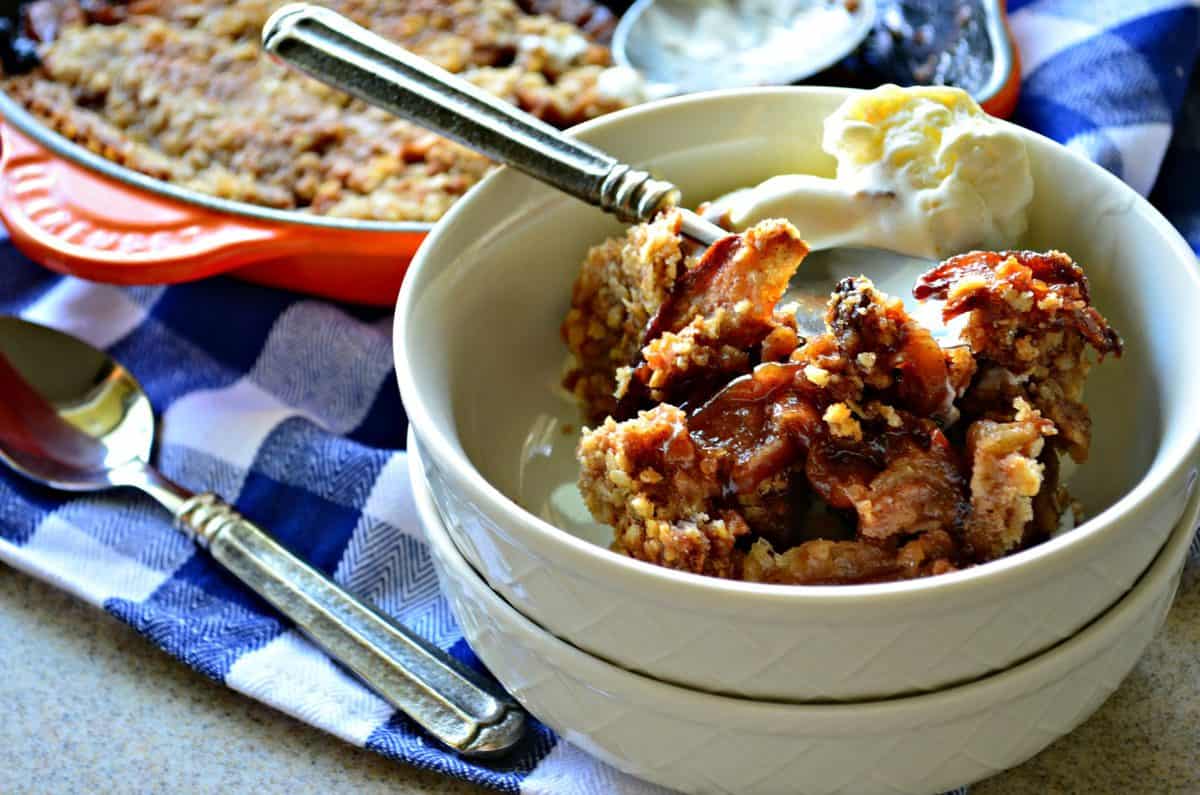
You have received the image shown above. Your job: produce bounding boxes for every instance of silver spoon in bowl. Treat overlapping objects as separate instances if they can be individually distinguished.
[0,315,525,757]
[260,4,943,340]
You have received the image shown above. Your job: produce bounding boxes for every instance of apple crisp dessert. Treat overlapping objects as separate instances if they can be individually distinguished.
[563,214,1122,584]
[2,0,634,221]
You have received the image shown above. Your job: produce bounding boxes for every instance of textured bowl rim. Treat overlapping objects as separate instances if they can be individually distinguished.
[396,85,1200,608]
[411,430,1199,730]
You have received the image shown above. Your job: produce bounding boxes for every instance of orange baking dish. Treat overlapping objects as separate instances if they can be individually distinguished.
[0,97,429,306]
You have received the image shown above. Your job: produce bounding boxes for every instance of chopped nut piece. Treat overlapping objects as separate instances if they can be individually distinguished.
[805,365,833,387]
[823,402,861,440]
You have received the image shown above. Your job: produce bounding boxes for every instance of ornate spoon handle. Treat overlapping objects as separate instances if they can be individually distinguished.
[173,492,524,757]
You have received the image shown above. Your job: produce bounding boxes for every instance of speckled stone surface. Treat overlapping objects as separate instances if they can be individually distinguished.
[1,559,1197,794]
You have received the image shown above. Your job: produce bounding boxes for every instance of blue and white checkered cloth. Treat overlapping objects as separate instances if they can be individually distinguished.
[2,1,1199,792]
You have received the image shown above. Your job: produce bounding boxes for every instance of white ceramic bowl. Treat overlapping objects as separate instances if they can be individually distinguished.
[411,436,1200,795]
[396,87,1200,701]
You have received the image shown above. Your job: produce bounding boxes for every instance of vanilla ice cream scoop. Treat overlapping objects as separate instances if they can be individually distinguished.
[712,85,1034,259]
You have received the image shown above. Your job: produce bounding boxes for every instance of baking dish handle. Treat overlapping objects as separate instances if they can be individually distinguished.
[0,123,297,284]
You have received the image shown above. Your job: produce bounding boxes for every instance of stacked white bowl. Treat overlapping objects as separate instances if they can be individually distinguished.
[411,437,1198,794]
[395,88,1200,794]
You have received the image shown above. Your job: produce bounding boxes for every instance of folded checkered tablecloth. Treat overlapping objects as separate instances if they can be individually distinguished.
[2,1,1199,792]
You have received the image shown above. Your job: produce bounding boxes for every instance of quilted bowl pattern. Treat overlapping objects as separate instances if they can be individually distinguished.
[412,442,1200,795]
[425,451,1192,701]
[396,87,1200,701]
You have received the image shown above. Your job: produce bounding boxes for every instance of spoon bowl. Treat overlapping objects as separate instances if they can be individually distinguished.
[0,316,153,490]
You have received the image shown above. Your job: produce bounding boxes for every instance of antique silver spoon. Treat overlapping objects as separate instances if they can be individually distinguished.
[262,3,728,247]
[0,315,525,757]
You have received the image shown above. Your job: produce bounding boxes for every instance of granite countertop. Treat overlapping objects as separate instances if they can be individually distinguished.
[2,559,1197,794]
